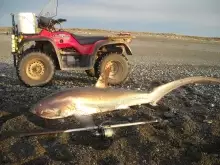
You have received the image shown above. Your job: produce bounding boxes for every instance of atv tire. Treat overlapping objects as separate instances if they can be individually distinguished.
[95,53,130,85]
[17,51,55,87]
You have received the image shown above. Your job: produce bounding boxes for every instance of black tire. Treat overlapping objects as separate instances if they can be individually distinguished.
[17,51,55,87]
[95,53,130,85]
[85,68,95,77]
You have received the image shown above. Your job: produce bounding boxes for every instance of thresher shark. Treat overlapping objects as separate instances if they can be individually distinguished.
[16,63,220,140]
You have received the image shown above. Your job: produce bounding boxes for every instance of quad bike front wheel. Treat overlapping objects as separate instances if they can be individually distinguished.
[95,53,130,85]
[17,51,55,87]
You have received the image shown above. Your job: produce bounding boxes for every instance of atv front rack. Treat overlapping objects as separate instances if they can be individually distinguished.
[107,33,135,43]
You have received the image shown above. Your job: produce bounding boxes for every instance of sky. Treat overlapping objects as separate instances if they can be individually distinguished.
[0,0,219,37]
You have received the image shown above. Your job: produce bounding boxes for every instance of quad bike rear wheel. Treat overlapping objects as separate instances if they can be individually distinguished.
[95,53,130,85]
[17,51,55,87]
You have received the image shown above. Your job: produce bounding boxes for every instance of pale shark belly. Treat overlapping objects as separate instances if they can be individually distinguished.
[73,94,149,115]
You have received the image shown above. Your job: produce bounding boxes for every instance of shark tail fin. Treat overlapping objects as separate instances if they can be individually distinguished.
[95,62,112,88]
[148,76,220,106]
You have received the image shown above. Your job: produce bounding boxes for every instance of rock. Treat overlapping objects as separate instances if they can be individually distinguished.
[203,119,213,124]
[164,111,175,118]
[182,115,191,121]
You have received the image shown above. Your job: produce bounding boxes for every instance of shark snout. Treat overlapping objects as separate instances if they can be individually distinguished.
[29,103,44,116]
[29,104,38,114]
[29,103,63,119]
[30,107,37,114]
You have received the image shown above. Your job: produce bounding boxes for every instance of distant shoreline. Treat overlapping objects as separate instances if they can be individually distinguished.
[0,27,219,43]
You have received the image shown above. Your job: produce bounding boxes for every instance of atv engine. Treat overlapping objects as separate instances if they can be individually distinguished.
[60,48,80,67]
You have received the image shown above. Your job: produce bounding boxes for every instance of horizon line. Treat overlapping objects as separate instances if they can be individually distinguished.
[0,26,219,41]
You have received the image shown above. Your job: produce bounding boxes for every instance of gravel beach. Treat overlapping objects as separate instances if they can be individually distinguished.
[0,33,220,165]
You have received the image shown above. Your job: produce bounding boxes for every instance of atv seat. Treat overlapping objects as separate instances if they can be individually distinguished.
[72,34,108,45]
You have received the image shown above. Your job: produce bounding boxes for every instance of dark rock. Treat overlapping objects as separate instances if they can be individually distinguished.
[22,156,52,165]
[98,155,122,165]
[164,111,175,118]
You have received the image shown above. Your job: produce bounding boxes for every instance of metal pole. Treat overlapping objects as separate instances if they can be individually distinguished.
[18,126,99,137]
[103,119,159,129]
[18,119,159,137]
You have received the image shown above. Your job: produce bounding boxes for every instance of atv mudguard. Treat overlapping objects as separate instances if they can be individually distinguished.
[18,37,60,55]
[92,40,133,57]
[17,37,63,68]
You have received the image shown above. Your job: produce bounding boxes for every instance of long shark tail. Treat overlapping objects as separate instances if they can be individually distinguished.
[148,76,220,106]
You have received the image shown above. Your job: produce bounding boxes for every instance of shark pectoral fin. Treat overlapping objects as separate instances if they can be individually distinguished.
[149,102,158,106]
[95,61,112,88]
[116,105,130,110]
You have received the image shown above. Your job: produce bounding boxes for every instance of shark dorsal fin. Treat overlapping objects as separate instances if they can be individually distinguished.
[95,62,112,88]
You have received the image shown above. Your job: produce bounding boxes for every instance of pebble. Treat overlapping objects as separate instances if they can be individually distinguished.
[182,115,191,121]
[164,111,175,118]
[203,119,213,124]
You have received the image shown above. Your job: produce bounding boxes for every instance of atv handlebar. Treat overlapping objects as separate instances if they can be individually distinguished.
[54,18,67,23]
[37,16,66,31]
[11,13,18,35]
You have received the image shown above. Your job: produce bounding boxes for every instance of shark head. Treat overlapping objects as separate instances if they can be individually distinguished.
[30,104,60,119]
[29,92,97,127]
[29,86,83,119]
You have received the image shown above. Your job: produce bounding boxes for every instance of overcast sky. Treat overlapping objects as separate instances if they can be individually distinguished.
[0,0,219,37]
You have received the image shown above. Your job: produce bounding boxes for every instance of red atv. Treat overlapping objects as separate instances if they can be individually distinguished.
[10,0,134,87]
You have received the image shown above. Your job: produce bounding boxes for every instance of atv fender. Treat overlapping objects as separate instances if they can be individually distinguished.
[18,37,62,69]
[92,40,132,57]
